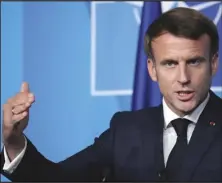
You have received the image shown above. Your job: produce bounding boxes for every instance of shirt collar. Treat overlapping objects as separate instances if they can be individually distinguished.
[162,93,210,129]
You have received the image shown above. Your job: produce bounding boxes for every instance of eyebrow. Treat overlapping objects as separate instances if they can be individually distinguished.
[186,56,206,62]
[160,56,207,65]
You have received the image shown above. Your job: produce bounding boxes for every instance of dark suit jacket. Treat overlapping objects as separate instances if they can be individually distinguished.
[1,90,222,182]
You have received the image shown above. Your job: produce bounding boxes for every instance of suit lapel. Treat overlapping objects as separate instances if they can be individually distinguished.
[140,105,165,181]
[179,91,222,181]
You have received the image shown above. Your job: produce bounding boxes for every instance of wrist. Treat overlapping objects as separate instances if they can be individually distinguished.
[4,135,25,150]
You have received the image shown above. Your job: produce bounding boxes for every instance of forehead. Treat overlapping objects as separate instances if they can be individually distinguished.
[151,33,211,60]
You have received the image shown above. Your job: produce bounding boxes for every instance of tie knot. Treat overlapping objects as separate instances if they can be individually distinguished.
[171,118,192,137]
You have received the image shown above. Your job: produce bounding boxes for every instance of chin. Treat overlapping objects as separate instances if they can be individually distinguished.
[176,100,198,114]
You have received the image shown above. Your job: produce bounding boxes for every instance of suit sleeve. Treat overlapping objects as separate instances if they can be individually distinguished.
[1,112,121,182]
[3,136,27,173]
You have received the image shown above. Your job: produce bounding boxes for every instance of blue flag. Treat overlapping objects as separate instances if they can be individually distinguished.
[131,2,163,111]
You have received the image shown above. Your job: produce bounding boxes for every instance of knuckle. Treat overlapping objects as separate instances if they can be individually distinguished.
[18,105,25,112]
[18,106,23,112]
[12,108,18,114]
[22,104,26,110]
[16,106,24,113]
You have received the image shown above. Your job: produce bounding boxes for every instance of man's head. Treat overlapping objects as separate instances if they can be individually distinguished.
[145,7,219,116]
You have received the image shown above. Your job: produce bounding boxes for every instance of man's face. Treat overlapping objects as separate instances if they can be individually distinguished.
[147,33,218,116]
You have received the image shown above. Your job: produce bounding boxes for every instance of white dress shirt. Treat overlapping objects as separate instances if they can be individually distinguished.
[162,93,210,165]
[3,93,210,173]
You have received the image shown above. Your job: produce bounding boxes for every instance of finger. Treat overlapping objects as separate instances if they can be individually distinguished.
[12,111,28,124]
[28,93,35,103]
[9,93,35,107]
[20,82,30,93]
[3,103,13,125]
[12,103,31,115]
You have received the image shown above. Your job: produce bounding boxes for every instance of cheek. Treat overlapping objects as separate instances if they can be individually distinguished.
[192,73,211,92]
[156,70,175,93]
[191,67,212,86]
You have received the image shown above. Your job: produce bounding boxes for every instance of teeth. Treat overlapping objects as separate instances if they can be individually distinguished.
[178,92,191,96]
[179,93,188,96]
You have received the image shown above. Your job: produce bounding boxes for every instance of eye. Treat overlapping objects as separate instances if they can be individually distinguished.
[188,58,202,66]
[165,61,177,68]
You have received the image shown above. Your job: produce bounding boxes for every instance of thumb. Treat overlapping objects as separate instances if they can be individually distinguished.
[20,82,30,93]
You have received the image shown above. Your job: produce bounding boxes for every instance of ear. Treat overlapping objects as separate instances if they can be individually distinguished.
[211,53,219,76]
[147,58,157,81]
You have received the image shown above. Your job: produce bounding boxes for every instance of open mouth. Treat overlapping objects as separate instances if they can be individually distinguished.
[176,91,195,101]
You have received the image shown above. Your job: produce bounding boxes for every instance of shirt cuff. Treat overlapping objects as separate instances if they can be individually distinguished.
[3,136,27,174]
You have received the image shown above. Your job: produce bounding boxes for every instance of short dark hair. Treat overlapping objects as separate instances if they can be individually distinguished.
[144,7,219,59]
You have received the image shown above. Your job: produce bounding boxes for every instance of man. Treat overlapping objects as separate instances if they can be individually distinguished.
[1,7,222,182]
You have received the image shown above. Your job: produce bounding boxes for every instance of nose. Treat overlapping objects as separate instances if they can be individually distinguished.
[177,64,190,85]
